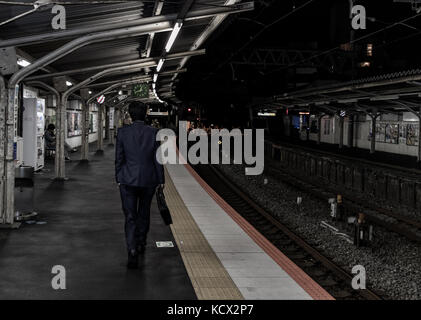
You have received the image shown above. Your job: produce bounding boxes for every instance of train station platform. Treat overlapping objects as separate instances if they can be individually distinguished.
[0,143,333,300]
[165,160,333,300]
[0,144,196,300]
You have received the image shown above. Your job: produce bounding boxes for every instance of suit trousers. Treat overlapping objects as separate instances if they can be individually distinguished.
[119,184,156,253]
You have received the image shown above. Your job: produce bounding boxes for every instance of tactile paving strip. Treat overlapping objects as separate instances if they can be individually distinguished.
[164,169,244,300]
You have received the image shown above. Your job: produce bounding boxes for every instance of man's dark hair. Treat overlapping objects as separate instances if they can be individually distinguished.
[47,124,55,130]
[128,101,147,121]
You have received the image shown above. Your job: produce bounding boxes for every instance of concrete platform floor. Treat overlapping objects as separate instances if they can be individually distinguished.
[0,143,196,300]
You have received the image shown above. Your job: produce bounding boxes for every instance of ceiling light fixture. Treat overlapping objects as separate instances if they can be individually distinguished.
[152,87,164,104]
[66,81,73,86]
[165,20,183,53]
[17,58,31,67]
[156,58,165,72]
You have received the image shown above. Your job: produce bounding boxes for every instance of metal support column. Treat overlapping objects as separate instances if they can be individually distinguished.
[56,97,66,180]
[97,103,104,153]
[348,114,355,148]
[108,106,115,146]
[105,106,110,141]
[80,100,90,161]
[80,89,91,162]
[2,82,18,224]
[370,114,376,154]
[338,115,344,149]
[115,108,121,130]
[418,106,421,166]
[0,49,18,224]
[0,76,6,224]
[52,76,68,180]
[317,115,322,145]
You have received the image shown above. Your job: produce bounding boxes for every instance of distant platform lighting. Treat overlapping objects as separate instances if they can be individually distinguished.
[165,21,183,53]
[66,81,73,86]
[156,58,165,72]
[153,74,158,83]
[17,58,31,67]
[359,61,371,68]
[367,43,373,57]
[258,112,276,117]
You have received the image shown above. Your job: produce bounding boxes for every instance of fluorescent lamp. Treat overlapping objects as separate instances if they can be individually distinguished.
[165,21,183,53]
[17,58,31,67]
[118,90,123,95]
[153,74,158,83]
[156,58,165,72]
[66,81,73,86]
[152,83,156,90]
[257,112,276,117]
[88,90,92,94]
[152,87,164,103]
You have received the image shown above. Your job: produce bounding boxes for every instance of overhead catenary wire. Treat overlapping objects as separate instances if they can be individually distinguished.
[208,0,317,77]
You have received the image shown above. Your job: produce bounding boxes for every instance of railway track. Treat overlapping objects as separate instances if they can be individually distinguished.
[192,163,383,300]
[265,160,421,244]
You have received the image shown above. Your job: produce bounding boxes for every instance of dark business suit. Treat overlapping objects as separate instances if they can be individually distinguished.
[115,121,164,253]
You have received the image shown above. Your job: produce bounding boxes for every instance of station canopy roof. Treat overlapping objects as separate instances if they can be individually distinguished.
[0,0,253,104]
[257,69,421,116]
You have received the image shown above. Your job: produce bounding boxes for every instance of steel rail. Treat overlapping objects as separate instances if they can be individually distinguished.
[205,164,382,300]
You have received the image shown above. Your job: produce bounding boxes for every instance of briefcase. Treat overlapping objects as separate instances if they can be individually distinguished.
[156,186,173,225]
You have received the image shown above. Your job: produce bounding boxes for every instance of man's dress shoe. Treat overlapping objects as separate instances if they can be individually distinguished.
[127,251,139,269]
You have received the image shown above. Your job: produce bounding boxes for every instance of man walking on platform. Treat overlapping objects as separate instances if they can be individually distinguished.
[115,101,165,269]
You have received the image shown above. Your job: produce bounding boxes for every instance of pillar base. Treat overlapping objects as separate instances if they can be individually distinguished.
[0,222,21,229]
[52,177,69,182]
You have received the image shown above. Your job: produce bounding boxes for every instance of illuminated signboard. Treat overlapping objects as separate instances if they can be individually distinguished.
[96,95,105,104]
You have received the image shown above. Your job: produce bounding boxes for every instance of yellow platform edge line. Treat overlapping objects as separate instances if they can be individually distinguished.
[164,167,244,300]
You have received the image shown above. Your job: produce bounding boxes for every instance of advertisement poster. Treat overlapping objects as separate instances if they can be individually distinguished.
[89,113,98,134]
[385,123,399,144]
[67,111,83,137]
[399,124,406,144]
[406,124,419,146]
[368,122,385,142]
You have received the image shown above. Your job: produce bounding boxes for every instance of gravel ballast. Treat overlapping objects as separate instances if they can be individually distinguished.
[216,163,421,300]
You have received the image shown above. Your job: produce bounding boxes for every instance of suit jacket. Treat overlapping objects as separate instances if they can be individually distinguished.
[115,121,164,187]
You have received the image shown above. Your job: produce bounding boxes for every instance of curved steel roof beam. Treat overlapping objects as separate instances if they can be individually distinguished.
[0,3,254,48]
[25,49,205,81]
